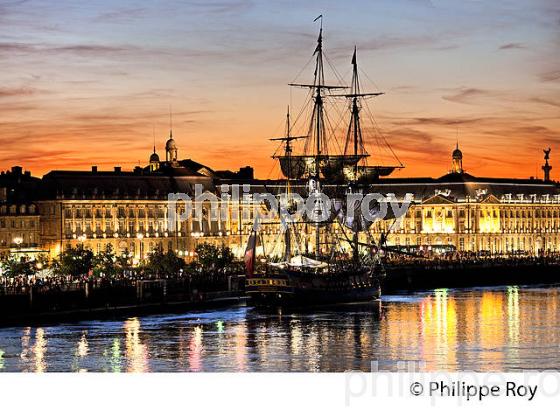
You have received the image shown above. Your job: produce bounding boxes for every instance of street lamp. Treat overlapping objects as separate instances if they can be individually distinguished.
[136,232,144,259]
[13,237,23,256]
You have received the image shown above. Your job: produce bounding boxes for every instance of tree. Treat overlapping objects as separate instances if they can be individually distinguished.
[92,244,118,278]
[115,248,133,274]
[0,255,36,277]
[194,243,236,274]
[52,246,94,277]
[143,247,186,277]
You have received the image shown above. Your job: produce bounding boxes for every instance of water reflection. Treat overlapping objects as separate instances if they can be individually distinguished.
[110,338,122,373]
[188,325,203,371]
[124,318,149,372]
[233,323,247,372]
[32,328,47,373]
[0,286,559,372]
[71,331,89,372]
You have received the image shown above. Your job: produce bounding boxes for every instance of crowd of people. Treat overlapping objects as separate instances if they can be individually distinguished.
[0,267,238,295]
[384,251,560,269]
[3,247,559,295]
[0,242,244,295]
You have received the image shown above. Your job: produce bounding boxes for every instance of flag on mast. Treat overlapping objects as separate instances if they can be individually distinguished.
[244,215,260,277]
[313,14,323,55]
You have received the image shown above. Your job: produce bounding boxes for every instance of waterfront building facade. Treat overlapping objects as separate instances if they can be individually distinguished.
[0,167,42,258]
[1,136,559,261]
[371,145,560,254]
[35,132,256,262]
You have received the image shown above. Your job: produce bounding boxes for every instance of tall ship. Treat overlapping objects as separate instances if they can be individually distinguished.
[244,18,406,307]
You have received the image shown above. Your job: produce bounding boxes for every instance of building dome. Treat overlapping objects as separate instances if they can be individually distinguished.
[166,136,176,150]
[452,145,463,159]
[149,151,160,163]
[165,131,178,162]
[451,143,463,174]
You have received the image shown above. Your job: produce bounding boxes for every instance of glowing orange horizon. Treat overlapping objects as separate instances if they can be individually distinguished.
[1,1,558,181]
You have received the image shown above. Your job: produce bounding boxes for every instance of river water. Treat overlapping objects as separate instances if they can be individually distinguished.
[0,286,559,372]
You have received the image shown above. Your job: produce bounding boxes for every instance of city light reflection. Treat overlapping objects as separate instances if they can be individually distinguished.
[1,287,559,371]
[77,332,88,358]
[111,338,122,373]
[124,318,149,373]
[188,325,204,372]
[33,328,47,373]
[233,323,247,372]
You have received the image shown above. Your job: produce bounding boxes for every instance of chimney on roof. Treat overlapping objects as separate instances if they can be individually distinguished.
[239,166,254,180]
[114,166,121,173]
[92,166,98,173]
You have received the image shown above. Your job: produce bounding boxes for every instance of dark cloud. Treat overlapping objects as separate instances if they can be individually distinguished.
[360,35,436,51]
[442,88,499,104]
[204,146,265,161]
[530,97,560,108]
[382,127,449,160]
[0,42,35,53]
[94,7,146,23]
[0,102,38,112]
[0,41,132,57]
[69,109,208,123]
[183,1,253,15]
[539,70,560,82]
[0,40,227,62]
[0,86,42,98]
[498,42,525,50]
[51,44,131,55]
[390,116,484,127]
[333,34,457,56]
[480,124,558,148]
[0,149,76,164]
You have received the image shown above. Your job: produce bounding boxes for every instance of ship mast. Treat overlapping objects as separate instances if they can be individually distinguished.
[289,16,346,257]
[342,48,384,263]
[312,18,325,257]
[289,17,342,170]
[270,107,306,262]
[344,47,384,179]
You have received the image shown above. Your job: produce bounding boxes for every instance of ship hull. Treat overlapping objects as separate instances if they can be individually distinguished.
[246,268,381,308]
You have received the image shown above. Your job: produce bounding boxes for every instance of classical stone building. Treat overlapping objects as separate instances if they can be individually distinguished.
[1,136,559,260]
[35,132,255,262]
[0,167,42,257]
[372,145,560,254]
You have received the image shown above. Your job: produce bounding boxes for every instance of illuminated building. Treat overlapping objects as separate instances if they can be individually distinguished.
[0,167,42,257]
[372,146,560,254]
[1,139,559,259]
[35,132,255,260]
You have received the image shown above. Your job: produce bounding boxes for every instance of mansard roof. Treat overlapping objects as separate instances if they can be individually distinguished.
[39,169,214,201]
[370,172,559,201]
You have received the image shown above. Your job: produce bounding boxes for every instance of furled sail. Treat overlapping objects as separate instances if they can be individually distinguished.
[269,255,329,269]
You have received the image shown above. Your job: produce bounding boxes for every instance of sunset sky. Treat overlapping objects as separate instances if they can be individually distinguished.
[1,0,559,179]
